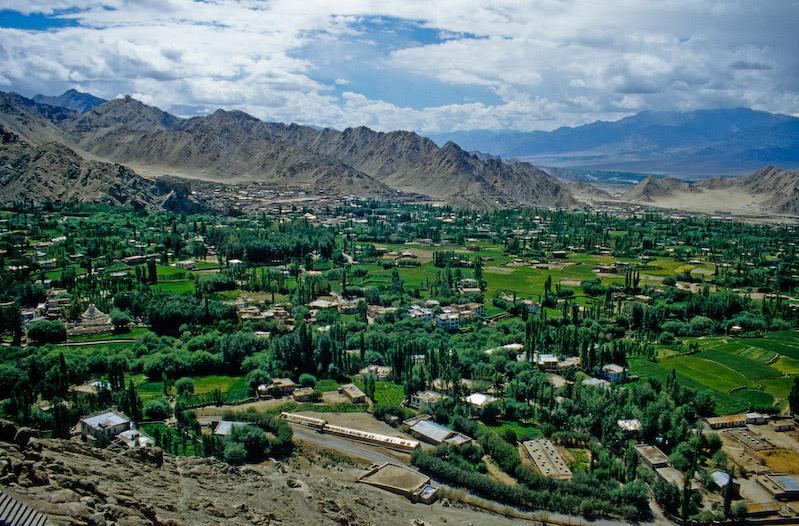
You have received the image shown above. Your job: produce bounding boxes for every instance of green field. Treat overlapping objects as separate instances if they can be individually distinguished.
[631,331,799,415]
[628,357,749,415]
[660,355,756,393]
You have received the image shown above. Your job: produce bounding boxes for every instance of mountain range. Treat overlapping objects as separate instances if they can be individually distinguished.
[0,91,577,211]
[1,89,798,216]
[430,108,799,177]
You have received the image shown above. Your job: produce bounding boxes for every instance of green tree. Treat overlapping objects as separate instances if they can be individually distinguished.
[27,320,66,345]
[789,377,799,416]
[175,377,195,398]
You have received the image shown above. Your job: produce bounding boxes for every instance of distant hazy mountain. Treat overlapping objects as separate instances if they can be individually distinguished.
[32,89,106,113]
[0,91,578,210]
[429,109,799,177]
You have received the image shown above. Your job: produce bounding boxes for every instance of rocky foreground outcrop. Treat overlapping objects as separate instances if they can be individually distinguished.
[0,420,522,526]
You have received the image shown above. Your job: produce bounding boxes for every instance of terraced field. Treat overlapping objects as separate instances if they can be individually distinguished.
[630,331,799,415]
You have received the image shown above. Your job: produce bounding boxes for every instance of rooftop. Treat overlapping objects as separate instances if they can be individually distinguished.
[634,444,669,466]
[213,420,250,436]
[81,410,130,431]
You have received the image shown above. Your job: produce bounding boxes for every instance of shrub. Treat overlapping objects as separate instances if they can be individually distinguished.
[27,320,66,345]
[144,398,171,420]
[175,377,195,398]
[298,373,317,388]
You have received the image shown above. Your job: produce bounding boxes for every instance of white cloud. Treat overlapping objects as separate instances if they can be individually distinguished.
[0,0,796,133]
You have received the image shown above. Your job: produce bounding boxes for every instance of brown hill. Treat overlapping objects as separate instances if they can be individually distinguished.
[697,165,799,194]
[0,127,209,212]
[620,175,696,202]
[68,108,400,199]
[0,92,579,209]
[257,120,578,208]
[0,92,75,145]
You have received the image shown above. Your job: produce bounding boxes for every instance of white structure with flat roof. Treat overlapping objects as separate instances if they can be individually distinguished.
[403,415,470,446]
[213,420,250,436]
[80,410,131,444]
[464,393,498,408]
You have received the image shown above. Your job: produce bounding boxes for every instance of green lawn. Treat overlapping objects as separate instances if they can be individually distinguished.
[152,281,195,294]
[68,327,149,342]
[316,379,341,392]
[371,381,404,406]
[481,421,542,441]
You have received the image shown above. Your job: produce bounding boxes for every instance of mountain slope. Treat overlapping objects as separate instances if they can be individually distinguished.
[0,92,77,145]
[697,165,799,214]
[0,126,209,212]
[251,119,578,208]
[32,89,106,113]
[1,93,578,209]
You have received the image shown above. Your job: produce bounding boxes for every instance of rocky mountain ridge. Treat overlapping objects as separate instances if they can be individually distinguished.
[1,91,580,210]
[32,89,107,114]
[0,124,213,213]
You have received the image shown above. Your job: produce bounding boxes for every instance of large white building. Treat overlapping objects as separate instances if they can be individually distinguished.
[80,410,131,445]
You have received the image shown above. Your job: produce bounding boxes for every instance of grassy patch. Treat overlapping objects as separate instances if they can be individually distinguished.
[315,379,341,392]
[370,381,404,406]
[482,421,542,441]
[731,389,775,407]
[192,375,249,395]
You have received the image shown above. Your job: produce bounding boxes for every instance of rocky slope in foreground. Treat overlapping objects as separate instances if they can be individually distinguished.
[0,421,522,526]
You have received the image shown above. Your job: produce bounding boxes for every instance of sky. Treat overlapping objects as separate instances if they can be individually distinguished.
[0,0,797,134]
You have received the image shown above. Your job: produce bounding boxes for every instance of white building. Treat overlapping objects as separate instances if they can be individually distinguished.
[80,410,131,445]
[464,393,498,408]
[408,305,434,321]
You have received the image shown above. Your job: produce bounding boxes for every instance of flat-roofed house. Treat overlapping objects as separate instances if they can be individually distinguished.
[116,429,155,449]
[213,420,250,436]
[272,377,296,395]
[634,444,669,470]
[80,410,131,445]
[358,365,391,381]
[408,390,446,409]
[340,383,367,403]
[745,412,769,425]
[602,364,628,383]
[464,393,498,409]
[710,470,740,497]
[617,419,642,434]
[656,467,687,491]
[522,438,572,480]
[404,416,471,446]
[706,415,746,429]
[761,475,799,500]
[292,387,316,402]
